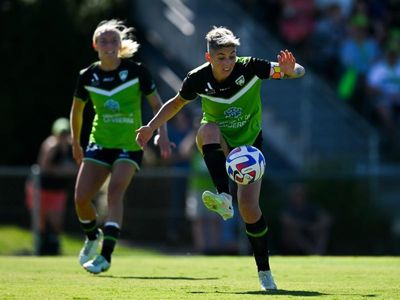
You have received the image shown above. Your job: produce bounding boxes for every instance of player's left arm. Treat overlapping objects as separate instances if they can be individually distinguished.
[270,49,305,79]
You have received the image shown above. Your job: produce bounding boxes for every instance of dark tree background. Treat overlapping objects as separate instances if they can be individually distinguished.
[0,0,133,165]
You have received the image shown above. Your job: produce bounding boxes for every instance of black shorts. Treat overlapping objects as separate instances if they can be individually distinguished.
[83,142,143,170]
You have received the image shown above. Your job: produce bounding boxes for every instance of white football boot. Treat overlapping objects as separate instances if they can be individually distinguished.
[83,255,110,274]
[78,229,103,266]
[202,191,234,221]
[258,270,277,291]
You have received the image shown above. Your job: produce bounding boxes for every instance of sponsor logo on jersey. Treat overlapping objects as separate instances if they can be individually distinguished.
[224,107,242,118]
[104,99,120,112]
[91,73,100,86]
[119,70,128,81]
[205,82,216,95]
[103,77,114,82]
[235,75,245,86]
[103,115,134,124]
[219,114,250,129]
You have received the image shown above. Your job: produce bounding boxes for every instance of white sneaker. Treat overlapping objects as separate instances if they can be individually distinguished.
[83,255,110,274]
[258,270,277,291]
[78,229,103,266]
[202,191,234,220]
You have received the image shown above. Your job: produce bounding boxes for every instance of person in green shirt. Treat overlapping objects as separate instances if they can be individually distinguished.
[136,26,305,290]
[70,19,172,274]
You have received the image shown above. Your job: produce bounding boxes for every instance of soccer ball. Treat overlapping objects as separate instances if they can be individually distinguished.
[225,145,265,185]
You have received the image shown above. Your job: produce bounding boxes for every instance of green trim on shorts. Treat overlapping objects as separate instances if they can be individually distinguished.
[246,226,268,238]
[83,158,111,168]
[114,158,140,171]
[82,224,98,232]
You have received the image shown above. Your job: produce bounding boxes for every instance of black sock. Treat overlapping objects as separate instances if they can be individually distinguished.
[80,219,99,241]
[202,143,230,194]
[245,215,271,272]
[101,223,121,263]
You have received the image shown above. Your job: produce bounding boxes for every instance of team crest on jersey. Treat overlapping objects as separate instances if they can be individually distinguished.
[104,99,120,112]
[224,107,242,118]
[119,70,128,81]
[235,75,245,86]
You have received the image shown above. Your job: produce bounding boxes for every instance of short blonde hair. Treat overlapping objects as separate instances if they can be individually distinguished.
[205,26,240,51]
[92,19,139,58]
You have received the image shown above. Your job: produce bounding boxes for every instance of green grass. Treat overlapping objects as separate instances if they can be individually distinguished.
[0,225,157,256]
[1,226,399,299]
[0,256,399,299]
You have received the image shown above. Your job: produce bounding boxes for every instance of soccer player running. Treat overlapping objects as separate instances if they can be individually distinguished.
[70,19,172,274]
[136,26,305,290]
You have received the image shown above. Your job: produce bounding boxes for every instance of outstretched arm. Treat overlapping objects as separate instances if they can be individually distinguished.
[136,94,189,149]
[146,92,174,159]
[270,49,305,79]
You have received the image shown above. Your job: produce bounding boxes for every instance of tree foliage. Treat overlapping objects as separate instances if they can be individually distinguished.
[0,0,130,165]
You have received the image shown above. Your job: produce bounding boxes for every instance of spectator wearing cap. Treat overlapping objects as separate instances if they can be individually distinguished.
[367,41,400,152]
[25,117,77,255]
[338,13,381,114]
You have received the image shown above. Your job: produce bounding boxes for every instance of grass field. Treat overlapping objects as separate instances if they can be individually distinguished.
[1,226,399,299]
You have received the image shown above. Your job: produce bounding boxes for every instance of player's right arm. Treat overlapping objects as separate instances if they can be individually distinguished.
[136,94,189,149]
[70,97,86,164]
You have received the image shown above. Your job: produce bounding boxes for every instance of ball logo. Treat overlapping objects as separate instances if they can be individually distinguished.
[226,145,265,185]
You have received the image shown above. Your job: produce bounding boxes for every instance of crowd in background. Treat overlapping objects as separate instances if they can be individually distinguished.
[240,0,400,159]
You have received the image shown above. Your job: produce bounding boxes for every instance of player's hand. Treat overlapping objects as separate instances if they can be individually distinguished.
[72,142,83,165]
[136,125,154,149]
[277,49,296,77]
[154,134,175,159]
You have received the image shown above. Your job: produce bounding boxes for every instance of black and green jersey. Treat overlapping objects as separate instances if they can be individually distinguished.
[74,59,156,151]
[179,57,271,147]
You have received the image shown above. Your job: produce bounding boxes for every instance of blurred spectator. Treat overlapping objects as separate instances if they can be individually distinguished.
[183,116,239,254]
[315,0,354,18]
[366,41,400,150]
[338,13,381,114]
[310,3,346,83]
[163,109,194,244]
[349,0,388,44]
[25,117,77,255]
[186,151,217,253]
[280,183,332,255]
[279,0,316,58]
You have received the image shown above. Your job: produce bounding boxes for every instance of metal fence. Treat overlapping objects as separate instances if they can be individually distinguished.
[1,165,399,255]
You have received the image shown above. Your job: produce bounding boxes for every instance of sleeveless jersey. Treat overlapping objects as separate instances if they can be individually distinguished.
[179,57,271,147]
[41,144,74,190]
[74,59,156,151]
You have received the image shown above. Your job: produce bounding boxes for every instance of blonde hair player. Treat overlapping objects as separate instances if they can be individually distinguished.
[71,19,172,274]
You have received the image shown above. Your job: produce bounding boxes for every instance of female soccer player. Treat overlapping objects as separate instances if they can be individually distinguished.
[136,26,305,290]
[70,19,172,274]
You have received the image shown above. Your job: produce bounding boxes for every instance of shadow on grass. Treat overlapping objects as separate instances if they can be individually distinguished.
[101,275,219,280]
[190,289,328,296]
